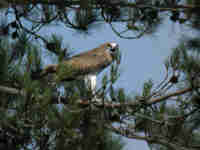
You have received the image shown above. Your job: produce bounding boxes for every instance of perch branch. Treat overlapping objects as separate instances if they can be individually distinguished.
[0,85,193,108]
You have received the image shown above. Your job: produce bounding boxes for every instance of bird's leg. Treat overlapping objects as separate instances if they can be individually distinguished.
[84,74,100,103]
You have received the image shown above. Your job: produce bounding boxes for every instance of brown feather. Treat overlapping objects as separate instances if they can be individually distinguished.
[41,43,114,81]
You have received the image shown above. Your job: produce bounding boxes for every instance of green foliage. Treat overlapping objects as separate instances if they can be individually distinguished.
[0,26,124,150]
[102,74,108,90]
[117,88,126,103]
[100,133,125,150]
[186,37,200,50]
[10,33,30,62]
[75,7,97,31]
[127,1,163,35]
[56,62,85,83]
[0,40,9,82]
[142,79,153,98]
[2,1,200,150]
[46,34,63,57]
[169,38,200,89]
[110,64,120,84]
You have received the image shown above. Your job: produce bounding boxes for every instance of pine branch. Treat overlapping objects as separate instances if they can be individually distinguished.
[147,87,192,105]
[0,85,25,96]
[108,125,195,150]
[6,0,80,6]
[4,0,200,12]
[0,85,193,108]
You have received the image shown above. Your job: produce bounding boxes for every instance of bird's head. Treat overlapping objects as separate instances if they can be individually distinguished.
[106,42,120,64]
[106,42,119,53]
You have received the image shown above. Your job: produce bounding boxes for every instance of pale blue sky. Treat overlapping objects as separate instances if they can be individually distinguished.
[41,20,181,150]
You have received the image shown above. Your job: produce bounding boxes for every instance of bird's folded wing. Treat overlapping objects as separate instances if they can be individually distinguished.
[33,47,113,81]
[56,55,112,81]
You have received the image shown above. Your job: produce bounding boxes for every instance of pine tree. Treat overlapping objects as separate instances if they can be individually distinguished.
[1,0,200,150]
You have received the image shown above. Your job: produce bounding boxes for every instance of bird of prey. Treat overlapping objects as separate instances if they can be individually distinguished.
[32,42,119,98]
